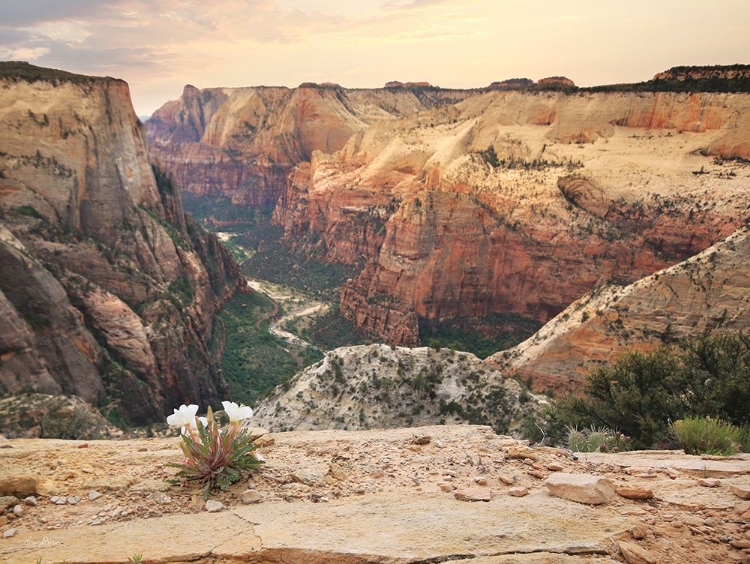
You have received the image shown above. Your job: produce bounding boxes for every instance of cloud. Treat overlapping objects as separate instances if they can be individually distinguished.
[0,46,50,61]
[0,0,115,27]
[383,0,454,10]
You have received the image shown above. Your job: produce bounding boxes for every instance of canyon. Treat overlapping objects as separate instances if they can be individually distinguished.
[147,70,750,351]
[0,63,243,425]
[487,224,750,393]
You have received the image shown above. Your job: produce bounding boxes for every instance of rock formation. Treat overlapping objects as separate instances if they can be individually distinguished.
[488,78,535,90]
[487,225,750,393]
[275,89,750,344]
[254,343,545,433]
[146,83,475,208]
[0,63,243,425]
[653,64,750,83]
[147,68,750,348]
[536,76,576,88]
[2,427,749,563]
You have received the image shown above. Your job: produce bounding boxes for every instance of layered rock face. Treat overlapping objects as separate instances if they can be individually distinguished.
[254,343,545,433]
[0,63,243,424]
[146,84,475,208]
[486,225,750,393]
[275,89,750,344]
[147,75,750,348]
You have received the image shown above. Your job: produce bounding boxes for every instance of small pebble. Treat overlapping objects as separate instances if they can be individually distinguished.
[12,505,23,517]
[508,487,529,497]
[88,491,102,501]
[23,496,37,506]
[241,489,261,504]
[205,500,224,513]
[2,528,15,539]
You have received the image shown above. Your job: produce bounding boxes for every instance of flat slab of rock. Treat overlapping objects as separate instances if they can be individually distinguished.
[730,484,750,500]
[454,487,491,502]
[507,445,538,460]
[616,486,654,500]
[546,473,616,505]
[618,540,657,564]
[1,491,630,563]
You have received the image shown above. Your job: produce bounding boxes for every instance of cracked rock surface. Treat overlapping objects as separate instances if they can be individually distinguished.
[1,425,749,563]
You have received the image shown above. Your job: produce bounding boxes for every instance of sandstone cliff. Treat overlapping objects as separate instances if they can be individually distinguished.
[486,225,750,393]
[254,343,545,433]
[146,71,750,349]
[0,63,243,425]
[274,89,750,344]
[146,84,475,207]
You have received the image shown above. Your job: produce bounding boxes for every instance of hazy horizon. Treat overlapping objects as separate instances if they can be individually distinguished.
[2,0,749,116]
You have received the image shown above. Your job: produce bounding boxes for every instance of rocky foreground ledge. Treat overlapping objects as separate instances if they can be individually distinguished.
[0,426,749,564]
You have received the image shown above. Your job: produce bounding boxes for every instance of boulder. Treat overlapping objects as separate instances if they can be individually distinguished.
[545,473,616,505]
[730,485,750,500]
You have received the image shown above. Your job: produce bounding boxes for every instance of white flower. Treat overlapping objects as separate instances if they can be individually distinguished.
[166,404,200,431]
[255,451,265,462]
[221,401,253,422]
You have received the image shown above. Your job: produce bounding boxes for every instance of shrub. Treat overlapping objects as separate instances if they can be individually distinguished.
[671,417,742,456]
[40,398,103,440]
[549,331,750,449]
[566,425,631,453]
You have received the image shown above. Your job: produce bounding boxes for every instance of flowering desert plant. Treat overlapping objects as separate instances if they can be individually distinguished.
[167,401,264,497]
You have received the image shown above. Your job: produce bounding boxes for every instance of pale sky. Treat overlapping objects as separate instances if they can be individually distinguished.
[2,0,749,116]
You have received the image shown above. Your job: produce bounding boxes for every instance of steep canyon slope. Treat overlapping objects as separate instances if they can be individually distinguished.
[0,63,243,425]
[146,84,474,208]
[148,77,750,348]
[487,224,750,393]
[276,88,750,345]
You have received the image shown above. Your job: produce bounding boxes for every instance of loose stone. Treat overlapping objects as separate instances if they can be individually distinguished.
[730,485,750,500]
[454,487,491,502]
[545,473,616,505]
[2,528,16,539]
[0,497,19,511]
[12,505,23,517]
[507,445,537,461]
[241,489,262,504]
[23,496,37,506]
[698,478,721,488]
[616,486,654,500]
[205,500,225,512]
[618,540,657,564]
[88,490,102,501]
[508,487,529,497]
